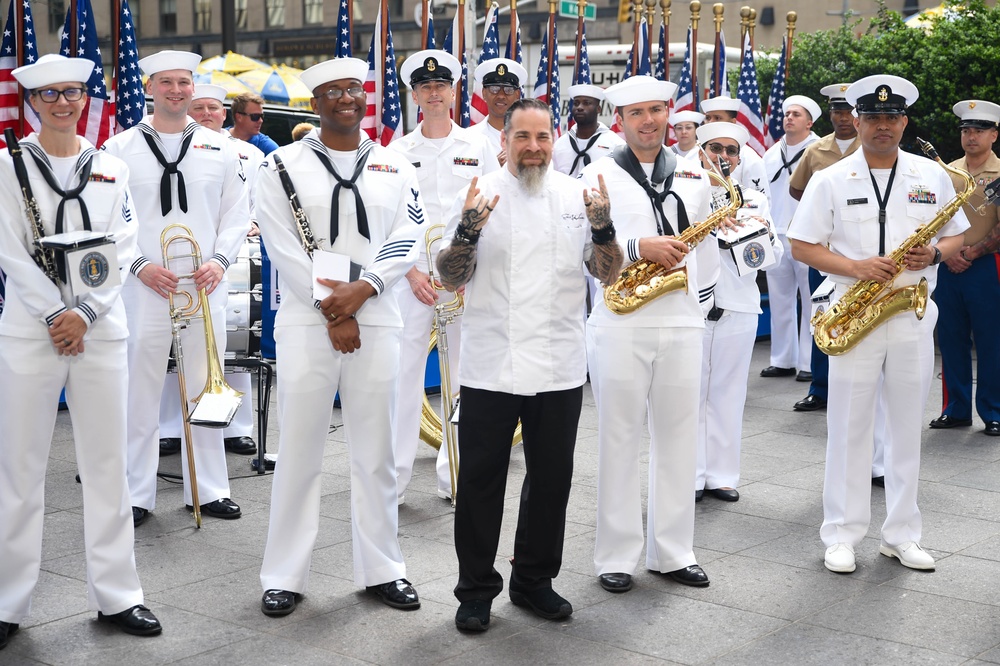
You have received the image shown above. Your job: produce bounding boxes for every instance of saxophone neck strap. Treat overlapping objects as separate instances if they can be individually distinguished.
[613,145,688,236]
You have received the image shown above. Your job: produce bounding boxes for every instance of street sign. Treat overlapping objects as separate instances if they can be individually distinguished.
[558,1,597,21]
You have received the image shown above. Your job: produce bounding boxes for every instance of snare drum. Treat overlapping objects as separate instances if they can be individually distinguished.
[226,238,264,358]
[228,237,262,293]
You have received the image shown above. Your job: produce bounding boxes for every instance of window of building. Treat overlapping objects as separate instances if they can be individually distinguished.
[160,0,177,33]
[304,0,323,25]
[48,0,65,34]
[131,0,142,37]
[194,0,211,32]
[902,0,920,17]
[235,0,248,29]
[266,0,285,27]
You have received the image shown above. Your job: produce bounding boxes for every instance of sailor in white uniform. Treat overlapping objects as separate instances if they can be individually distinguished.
[467,59,527,166]
[552,84,624,179]
[669,110,705,161]
[701,96,771,204]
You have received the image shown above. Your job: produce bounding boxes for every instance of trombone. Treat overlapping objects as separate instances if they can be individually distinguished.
[161,223,244,527]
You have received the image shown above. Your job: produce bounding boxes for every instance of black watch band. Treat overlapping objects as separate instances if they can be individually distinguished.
[931,246,942,265]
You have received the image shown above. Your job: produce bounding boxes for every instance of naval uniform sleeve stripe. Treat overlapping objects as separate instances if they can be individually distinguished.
[77,303,97,323]
[211,253,230,270]
[313,300,323,310]
[628,239,640,263]
[45,307,68,326]
[698,283,716,302]
[372,249,412,262]
[361,272,384,295]
[131,257,151,276]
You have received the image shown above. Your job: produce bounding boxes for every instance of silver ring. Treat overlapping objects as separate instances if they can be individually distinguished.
[63,339,71,346]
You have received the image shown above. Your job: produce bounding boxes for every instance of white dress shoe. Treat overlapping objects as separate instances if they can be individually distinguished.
[824,543,856,573]
[879,541,935,570]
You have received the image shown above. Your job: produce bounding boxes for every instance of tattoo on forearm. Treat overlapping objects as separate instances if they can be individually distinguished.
[437,244,478,289]
[974,221,1000,256]
[587,241,625,286]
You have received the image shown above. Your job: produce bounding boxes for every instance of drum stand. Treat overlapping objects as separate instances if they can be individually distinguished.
[225,356,274,475]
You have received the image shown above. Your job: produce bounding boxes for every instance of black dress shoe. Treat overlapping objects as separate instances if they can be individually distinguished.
[455,599,491,631]
[761,366,796,378]
[159,438,181,457]
[97,605,162,636]
[986,421,1000,436]
[695,489,704,503]
[796,371,813,382]
[261,589,301,616]
[224,436,257,455]
[367,579,420,610]
[665,565,710,587]
[872,476,885,488]
[0,621,18,650]
[598,572,633,593]
[186,498,242,519]
[509,587,572,620]
[794,394,827,412]
[132,506,149,527]
[929,414,973,429]
[708,487,740,502]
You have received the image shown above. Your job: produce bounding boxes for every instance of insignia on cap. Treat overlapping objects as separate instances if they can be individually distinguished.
[497,64,506,76]
[426,57,437,71]
[878,86,889,102]
[840,85,848,92]
[969,101,976,109]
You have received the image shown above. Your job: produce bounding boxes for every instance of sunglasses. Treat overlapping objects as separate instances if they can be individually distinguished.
[34,87,86,103]
[705,142,741,157]
[236,111,264,122]
[315,87,366,100]
[485,85,518,96]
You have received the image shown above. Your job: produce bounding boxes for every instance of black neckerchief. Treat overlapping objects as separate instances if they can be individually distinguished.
[568,131,601,174]
[22,142,96,233]
[868,158,898,257]
[769,138,806,183]
[303,135,374,245]
[138,122,198,216]
[612,145,688,236]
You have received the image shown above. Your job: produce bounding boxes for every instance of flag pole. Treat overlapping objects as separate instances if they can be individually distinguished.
[69,0,78,56]
[112,0,121,133]
[690,1,700,102]
[421,0,430,47]
[631,0,641,76]
[15,0,25,136]
[712,3,722,97]
[573,0,585,83]
[455,0,465,120]
[645,0,655,50]
[748,6,756,53]
[739,6,749,64]
[785,11,797,79]
[379,0,388,142]
[546,0,555,100]
[510,0,517,60]
[661,0,671,70]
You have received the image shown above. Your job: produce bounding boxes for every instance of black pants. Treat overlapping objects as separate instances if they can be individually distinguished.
[453,384,583,602]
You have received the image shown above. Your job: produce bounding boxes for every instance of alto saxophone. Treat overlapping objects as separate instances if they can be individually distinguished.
[605,161,743,315]
[812,138,975,356]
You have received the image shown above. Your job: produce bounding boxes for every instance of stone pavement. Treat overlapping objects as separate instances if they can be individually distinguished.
[6,341,1000,665]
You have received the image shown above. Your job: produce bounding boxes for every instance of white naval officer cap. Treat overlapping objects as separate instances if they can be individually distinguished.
[604,76,677,108]
[953,100,1000,130]
[474,58,527,87]
[299,57,369,94]
[700,95,741,114]
[400,49,461,89]
[566,84,605,101]
[13,53,95,90]
[669,110,705,126]
[846,75,918,115]
[193,84,227,102]
[696,121,749,147]
[820,83,854,110]
[782,94,822,122]
[138,50,202,76]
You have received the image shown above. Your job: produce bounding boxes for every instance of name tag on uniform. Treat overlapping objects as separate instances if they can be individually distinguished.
[39,230,119,296]
[846,198,868,205]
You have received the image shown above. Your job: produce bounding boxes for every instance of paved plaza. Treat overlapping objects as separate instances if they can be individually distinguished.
[5,341,1000,665]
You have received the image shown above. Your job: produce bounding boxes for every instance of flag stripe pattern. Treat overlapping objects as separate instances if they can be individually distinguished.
[470,2,499,126]
[0,0,40,144]
[763,39,788,149]
[363,12,401,146]
[60,0,113,147]
[674,27,698,113]
[735,33,765,157]
[532,21,560,135]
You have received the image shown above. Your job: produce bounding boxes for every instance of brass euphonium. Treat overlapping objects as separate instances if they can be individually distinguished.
[812,138,976,356]
[604,161,742,314]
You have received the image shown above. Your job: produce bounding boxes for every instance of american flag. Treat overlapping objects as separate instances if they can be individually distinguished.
[532,20,560,135]
[505,8,522,63]
[0,0,40,145]
[735,33,765,157]
[470,2,500,126]
[334,0,352,57]
[674,27,698,113]
[362,10,401,146]
[443,15,472,128]
[113,0,144,132]
[655,23,675,144]
[60,0,112,147]
[623,19,652,79]
[709,29,729,97]
[567,23,591,132]
[763,39,788,149]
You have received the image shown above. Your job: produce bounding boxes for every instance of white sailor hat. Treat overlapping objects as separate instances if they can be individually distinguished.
[299,57,369,93]
[400,49,461,88]
[782,94,821,122]
[696,122,749,147]
[604,76,677,108]
[567,84,605,101]
[953,100,1000,130]
[138,50,202,76]
[669,110,705,126]
[700,95,740,114]
[846,75,918,115]
[13,53,94,89]
[474,58,527,87]
[820,83,853,110]
[193,84,227,102]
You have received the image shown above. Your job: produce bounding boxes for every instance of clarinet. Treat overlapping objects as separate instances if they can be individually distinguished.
[272,153,319,258]
[4,129,60,284]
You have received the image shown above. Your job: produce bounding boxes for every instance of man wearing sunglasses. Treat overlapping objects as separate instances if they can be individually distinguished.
[469,59,527,166]
[229,92,279,155]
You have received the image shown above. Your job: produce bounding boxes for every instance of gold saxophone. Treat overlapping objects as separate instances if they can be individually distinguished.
[812,138,976,356]
[604,163,743,315]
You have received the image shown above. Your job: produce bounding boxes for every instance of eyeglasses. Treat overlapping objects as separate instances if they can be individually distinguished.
[705,142,741,157]
[236,111,265,122]
[33,87,86,103]
[485,85,518,96]
[315,87,366,101]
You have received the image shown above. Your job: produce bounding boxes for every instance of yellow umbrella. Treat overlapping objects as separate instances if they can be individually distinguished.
[904,4,957,30]
[276,63,304,77]
[236,67,313,109]
[193,71,255,98]
[198,51,271,75]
